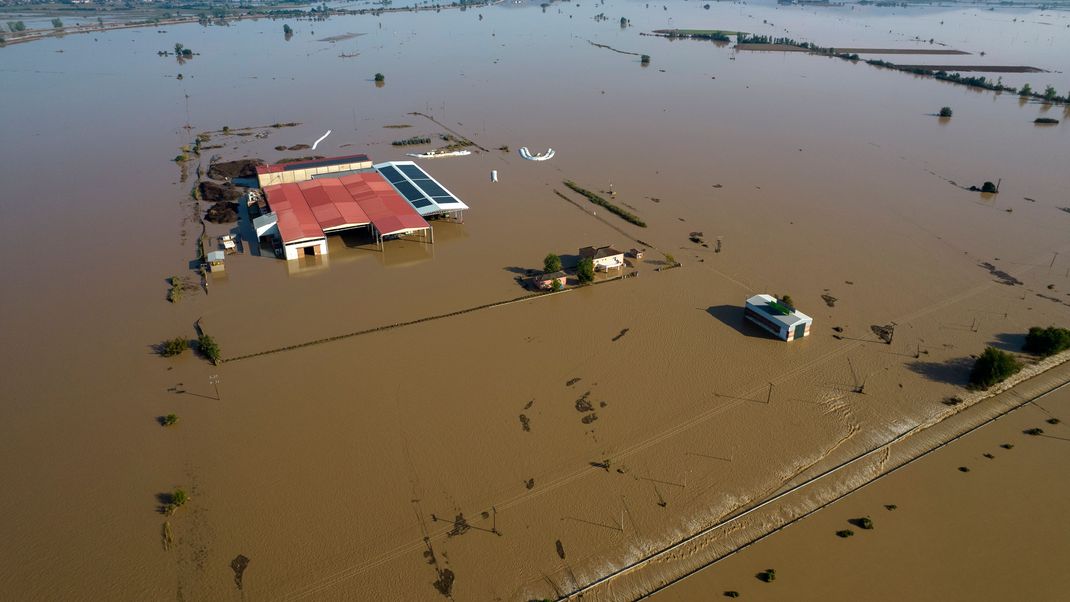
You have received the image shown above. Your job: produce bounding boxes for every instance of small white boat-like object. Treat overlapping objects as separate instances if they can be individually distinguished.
[405,149,473,159]
[519,147,555,161]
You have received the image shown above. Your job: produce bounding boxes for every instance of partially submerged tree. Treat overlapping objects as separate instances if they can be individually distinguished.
[52,18,63,29]
[938,106,953,118]
[374,72,385,82]
[1019,83,1032,97]
[577,258,595,283]
[1023,326,1070,357]
[543,253,562,274]
[197,334,221,364]
[969,347,1021,388]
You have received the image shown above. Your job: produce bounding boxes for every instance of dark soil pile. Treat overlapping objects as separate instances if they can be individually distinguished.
[208,158,264,180]
[199,181,245,202]
[205,201,239,224]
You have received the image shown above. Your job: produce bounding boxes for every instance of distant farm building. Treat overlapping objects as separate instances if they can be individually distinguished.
[252,155,468,260]
[533,271,568,290]
[206,250,226,272]
[580,246,625,271]
[744,294,812,341]
[255,154,373,187]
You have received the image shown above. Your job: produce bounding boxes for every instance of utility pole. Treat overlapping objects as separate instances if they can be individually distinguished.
[209,374,221,400]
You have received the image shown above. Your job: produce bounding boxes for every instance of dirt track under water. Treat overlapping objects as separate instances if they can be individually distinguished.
[1,1,1069,600]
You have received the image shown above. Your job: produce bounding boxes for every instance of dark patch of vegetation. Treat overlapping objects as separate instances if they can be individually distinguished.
[938,106,953,117]
[391,136,431,146]
[738,33,812,48]
[836,529,854,538]
[283,24,293,36]
[1047,418,1061,425]
[1023,427,1044,436]
[778,294,795,309]
[159,414,179,427]
[577,257,595,283]
[640,54,651,64]
[958,466,971,472]
[161,488,189,515]
[7,21,26,32]
[1034,117,1059,125]
[724,592,740,599]
[756,568,776,583]
[1000,443,1014,449]
[563,180,647,227]
[374,72,385,82]
[52,18,63,29]
[197,334,221,364]
[969,347,1021,388]
[849,516,874,529]
[1023,326,1070,356]
[160,337,189,357]
[980,181,998,193]
[884,504,898,511]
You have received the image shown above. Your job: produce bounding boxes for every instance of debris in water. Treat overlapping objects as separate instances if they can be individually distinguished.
[447,514,470,537]
[525,478,534,490]
[611,328,630,342]
[230,555,250,591]
[575,392,594,412]
[821,293,838,307]
[519,414,531,432]
[555,539,566,559]
[581,413,599,424]
[871,324,895,344]
[979,262,1022,286]
[433,568,455,597]
[565,378,581,387]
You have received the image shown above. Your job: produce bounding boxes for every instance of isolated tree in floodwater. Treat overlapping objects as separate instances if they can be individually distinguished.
[938,106,953,117]
[543,253,561,274]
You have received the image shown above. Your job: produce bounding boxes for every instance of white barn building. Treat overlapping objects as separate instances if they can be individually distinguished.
[744,294,813,342]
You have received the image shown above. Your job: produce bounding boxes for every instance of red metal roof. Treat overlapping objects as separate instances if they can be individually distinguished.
[262,183,325,244]
[297,179,370,231]
[338,173,430,237]
[263,172,429,245]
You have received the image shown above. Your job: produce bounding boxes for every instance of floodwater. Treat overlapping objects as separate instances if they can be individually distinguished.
[1,1,1069,600]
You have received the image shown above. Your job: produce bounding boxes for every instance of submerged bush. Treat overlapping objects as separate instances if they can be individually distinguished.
[756,568,776,583]
[160,338,189,357]
[969,347,1021,388]
[197,334,221,364]
[938,106,953,117]
[1023,326,1070,356]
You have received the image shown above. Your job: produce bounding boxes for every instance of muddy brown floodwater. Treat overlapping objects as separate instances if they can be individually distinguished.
[1,1,1069,600]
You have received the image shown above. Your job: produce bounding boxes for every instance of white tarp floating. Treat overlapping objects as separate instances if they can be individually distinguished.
[519,147,555,161]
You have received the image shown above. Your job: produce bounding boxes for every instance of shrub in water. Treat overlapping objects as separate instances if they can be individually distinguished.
[969,347,1020,388]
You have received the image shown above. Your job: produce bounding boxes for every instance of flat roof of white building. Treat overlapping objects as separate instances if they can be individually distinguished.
[746,294,812,328]
[374,161,469,217]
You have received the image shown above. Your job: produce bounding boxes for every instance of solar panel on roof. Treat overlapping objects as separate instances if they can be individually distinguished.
[378,165,407,184]
[413,180,449,198]
[410,199,434,208]
[433,196,458,205]
[392,180,426,202]
[398,164,427,179]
